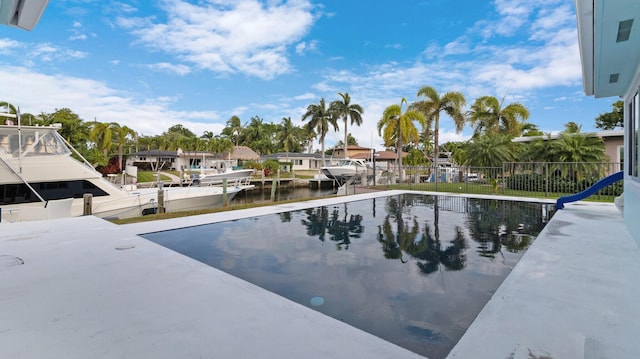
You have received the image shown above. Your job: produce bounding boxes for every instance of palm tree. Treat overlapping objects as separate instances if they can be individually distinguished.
[520,123,543,137]
[468,96,529,137]
[302,122,317,153]
[301,98,338,166]
[225,115,243,146]
[563,121,582,134]
[279,116,297,166]
[377,98,425,182]
[112,123,137,171]
[42,108,89,148]
[0,101,17,124]
[209,136,234,158]
[519,134,557,162]
[413,86,466,170]
[242,116,272,154]
[330,92,364,158]
[463,134,519,182]
[555,132,605,163]
[89,122,114,158]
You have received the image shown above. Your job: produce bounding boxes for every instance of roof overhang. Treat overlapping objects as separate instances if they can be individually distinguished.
[575,0,640,98]
[0,0,49,31]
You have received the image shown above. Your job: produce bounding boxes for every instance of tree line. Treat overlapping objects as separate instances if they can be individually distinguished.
[374,86,622,181]
[1,92,622,175]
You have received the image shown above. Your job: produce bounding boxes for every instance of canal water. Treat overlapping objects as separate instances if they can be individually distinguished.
[231,185,336,205]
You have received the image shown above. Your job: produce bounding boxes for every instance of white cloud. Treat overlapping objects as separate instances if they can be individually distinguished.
[0,38,22,55]
[293,92,316,101]
[146,62,191,76]
[117,0,317,80]
[27,43,88,62]
[296,40,319,55]
[0,66,223,137]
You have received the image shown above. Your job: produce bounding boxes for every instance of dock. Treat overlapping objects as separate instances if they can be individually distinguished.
[308,178,336,189]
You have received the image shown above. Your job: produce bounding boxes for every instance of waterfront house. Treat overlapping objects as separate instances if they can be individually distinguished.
[575,0,640,243]
[260,152,325,171]
[126,146,259,171]
[513,130,624,174]
[331,145,374,159]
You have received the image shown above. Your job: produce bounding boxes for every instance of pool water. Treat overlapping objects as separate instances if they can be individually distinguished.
[143,194,555,358]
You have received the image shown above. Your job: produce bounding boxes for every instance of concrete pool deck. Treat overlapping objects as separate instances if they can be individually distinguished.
[1,190,638,358]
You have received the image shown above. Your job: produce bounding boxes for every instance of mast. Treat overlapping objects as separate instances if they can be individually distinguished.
[17,107,22,173]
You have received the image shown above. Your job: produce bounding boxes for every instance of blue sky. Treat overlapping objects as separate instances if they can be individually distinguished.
[0,0,616,150]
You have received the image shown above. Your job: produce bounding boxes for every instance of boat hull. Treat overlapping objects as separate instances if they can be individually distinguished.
[321,167,357,185]
[194,169,254,186]
[1,185,252,222]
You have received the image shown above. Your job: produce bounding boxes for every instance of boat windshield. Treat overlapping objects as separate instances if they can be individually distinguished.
[0,126,70,158]
[341,160,367,167]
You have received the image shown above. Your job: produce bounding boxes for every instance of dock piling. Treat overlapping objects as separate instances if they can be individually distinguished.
[83,194,93,215]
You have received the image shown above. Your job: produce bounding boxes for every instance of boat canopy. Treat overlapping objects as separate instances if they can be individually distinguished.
[0,126,70,158]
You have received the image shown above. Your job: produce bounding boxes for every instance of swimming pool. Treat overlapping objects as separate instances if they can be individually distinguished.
[143,194,555,358]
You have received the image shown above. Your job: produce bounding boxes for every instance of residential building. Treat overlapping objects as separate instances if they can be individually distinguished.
[513,130,624,172]
[575,0,640,243]
[260,152,325,171]
[331,145,374,159]
[126,146,259,171]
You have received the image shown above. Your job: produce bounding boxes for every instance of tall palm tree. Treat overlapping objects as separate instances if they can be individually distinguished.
[225,115,243,146]
[377,98,425,182]
[89,122,114,158]
[413,86,466,170]
[468,96,529,137]
[330,92,364,158]
[242,116,270,154]
[301,98,339,166]
[112,123,137,171]
[302,122,317,154]
[279,116,297,166]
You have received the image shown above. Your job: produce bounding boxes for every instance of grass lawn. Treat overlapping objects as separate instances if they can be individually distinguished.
[138,171,173,182]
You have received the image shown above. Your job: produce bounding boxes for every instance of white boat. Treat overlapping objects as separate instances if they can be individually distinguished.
[0,122,252,222]
[321,159,369,185]
[191,161,254,186]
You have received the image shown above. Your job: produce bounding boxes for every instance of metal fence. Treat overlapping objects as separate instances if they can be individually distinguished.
[376,162,623,202]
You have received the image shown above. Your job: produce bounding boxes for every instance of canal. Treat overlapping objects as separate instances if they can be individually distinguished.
[230,186,337,205]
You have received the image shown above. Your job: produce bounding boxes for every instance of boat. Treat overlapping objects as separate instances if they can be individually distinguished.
[0,120,253,222]
[321,159,369,186]
[189,161,254,186]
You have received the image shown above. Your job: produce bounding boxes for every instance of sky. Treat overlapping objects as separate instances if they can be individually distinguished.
[0,0,618,151]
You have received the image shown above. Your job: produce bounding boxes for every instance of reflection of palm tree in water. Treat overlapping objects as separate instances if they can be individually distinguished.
[301,207,329,243]
[405,200,468,274]
[327,203,364,250]
[377,196,468,273]
[301,204,364,249]
[377,196,418,262]
[466,199,543,258]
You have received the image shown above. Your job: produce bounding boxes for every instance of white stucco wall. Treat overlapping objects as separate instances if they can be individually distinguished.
[624,64,640,247]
